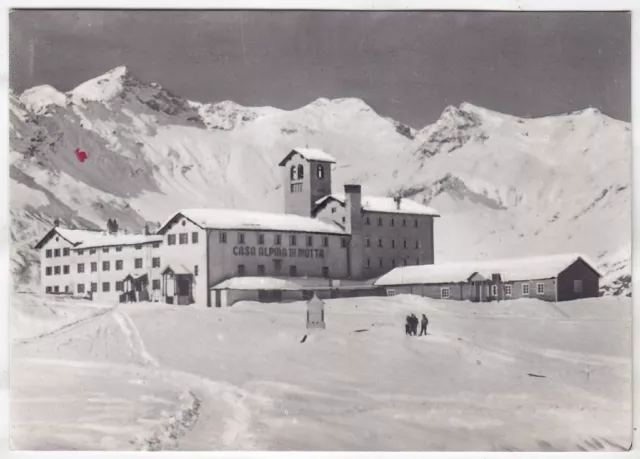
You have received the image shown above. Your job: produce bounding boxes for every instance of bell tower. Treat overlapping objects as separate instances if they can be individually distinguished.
[278,148,335,216]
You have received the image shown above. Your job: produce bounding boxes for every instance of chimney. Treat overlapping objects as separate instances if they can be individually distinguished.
[394,195,402,210]
[344,184,364,279]
[53,218,60,227]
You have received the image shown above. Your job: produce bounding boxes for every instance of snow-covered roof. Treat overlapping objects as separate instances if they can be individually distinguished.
[315,193,440,217]
[73,233,163,249]
[162,264,192,275]
[278,148,337,166]
[375,254,602,286]
[35,227,103,249]
[160,209,345,235]
[212,277,303,290]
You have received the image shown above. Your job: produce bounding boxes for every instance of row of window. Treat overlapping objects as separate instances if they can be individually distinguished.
[236,262,330,278]
[366,258,420,269]
[46,279,163,294]
[365,216,421,228]
[366,238,421,250]
[219,232,345,248]
[45,243,161,258]
[45,257,161,275]
[167,232,199,246]
[289,164,325,181]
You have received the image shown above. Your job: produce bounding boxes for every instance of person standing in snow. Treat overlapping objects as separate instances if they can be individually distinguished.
[419,314,429,336]
[410,314,419,336]
[405,315,412,335]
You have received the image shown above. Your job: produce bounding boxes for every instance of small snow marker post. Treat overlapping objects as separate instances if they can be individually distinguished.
[306,293,325,330]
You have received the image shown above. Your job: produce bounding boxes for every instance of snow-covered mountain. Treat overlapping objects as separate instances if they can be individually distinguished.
[10,67,631,295]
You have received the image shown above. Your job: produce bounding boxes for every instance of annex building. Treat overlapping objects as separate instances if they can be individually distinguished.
[36,148,441,307]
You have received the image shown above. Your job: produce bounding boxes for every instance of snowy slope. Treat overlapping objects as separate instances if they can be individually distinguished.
[10,67,631,294]
[11,294,632,451]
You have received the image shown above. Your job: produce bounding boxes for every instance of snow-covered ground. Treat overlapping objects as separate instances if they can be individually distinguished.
[10,293,632,451]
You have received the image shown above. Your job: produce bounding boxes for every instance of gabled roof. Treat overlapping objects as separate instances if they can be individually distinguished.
[34,227,104,249]
[278,148,337,166]
[157,208,345,235]
[314,193,440,217]
[73,233,163,249]
[374,254,602,286]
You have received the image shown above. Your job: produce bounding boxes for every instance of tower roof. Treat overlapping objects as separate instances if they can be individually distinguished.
[278,148,337,166]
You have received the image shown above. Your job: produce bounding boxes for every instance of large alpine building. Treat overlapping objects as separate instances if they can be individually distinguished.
[36,148,440,307]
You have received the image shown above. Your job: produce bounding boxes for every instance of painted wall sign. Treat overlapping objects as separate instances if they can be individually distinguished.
[233,246,325,259]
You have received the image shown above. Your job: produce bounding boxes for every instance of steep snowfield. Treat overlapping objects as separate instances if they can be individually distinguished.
[10,67,631,294]
[11,294,632,451]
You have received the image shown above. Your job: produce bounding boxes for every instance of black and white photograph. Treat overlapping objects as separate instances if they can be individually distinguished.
[8,8,633,452]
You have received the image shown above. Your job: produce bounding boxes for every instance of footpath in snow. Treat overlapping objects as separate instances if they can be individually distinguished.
[10,293,632,451]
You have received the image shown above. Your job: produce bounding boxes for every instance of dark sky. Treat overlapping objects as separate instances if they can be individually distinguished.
[9,10,631,128]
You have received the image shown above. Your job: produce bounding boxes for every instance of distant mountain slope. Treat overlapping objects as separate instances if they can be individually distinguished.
[10,67,631,295]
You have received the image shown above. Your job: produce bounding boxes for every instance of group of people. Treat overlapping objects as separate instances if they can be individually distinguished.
[405,313,428,336]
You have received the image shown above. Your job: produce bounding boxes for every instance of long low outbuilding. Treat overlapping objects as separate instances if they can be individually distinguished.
[374,253,602,302]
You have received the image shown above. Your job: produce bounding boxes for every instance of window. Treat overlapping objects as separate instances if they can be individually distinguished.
[403,240,407,249]
[238,264,246,276]
[291,183,303,192]
[46,267,52,276]
[573,280,583,293]
[116,246,123,252]
[379,259,383,268]
[522,283,530,295]
[392,240,396,249]
[102,282,110,292]
[378,239,383,248]
[392,259,396,267]
[341,238,347,248]
[116,260,123,271]
[257,264,265,275]
[77,284,85,294]
[441,287,451,299]
[152,257,160,268]
[322,236,328,247]
[306,235,313,247]
[238,233,245,244]
[54,249,60,257]
[317,164,324,178]
[63,265,70,274]
[53,286,59,293]
[135,244,143,250]
[366,238,370,247]
[46,249,52,258]
[151,242,160,249]
[275,234,282,245]
[378,217,383,226]
[365,217,370,225]
[116,281,124,291]
[290,235,297,246]
[415,241,420,249]
[179,233,188,245]
[290,165,297,180]
[63,248,70,256]
[194,265,199,276]
[102,261,110,271]
[219,232,227,243]
[274,260,282,273]
[152,280,160,290]
[64,285,70,294]
[367,258,371,267]
[54,266,61,275]
[78,250,84,255]
[342,216,346,223]
[91,282,97,293]
[403,259,407,266]
[387,289,396,297]
[258,234,265,245]
[491,285,498,296]
[46,286,52,293]
[504,284,513,296]
[135,258,143,269]
[91,262,97,273]
[102,247,109,253]
[192,232,199,244]
[391,218,395,227]
[331,207,337,214]
[322,267,329,278]
[168,234,176,245]
[536,283,545,295]
[416,258,420,265]
[402,219,407,227]
[297,164,304,179]
[289,265,297,277]
[89,248,96,255]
